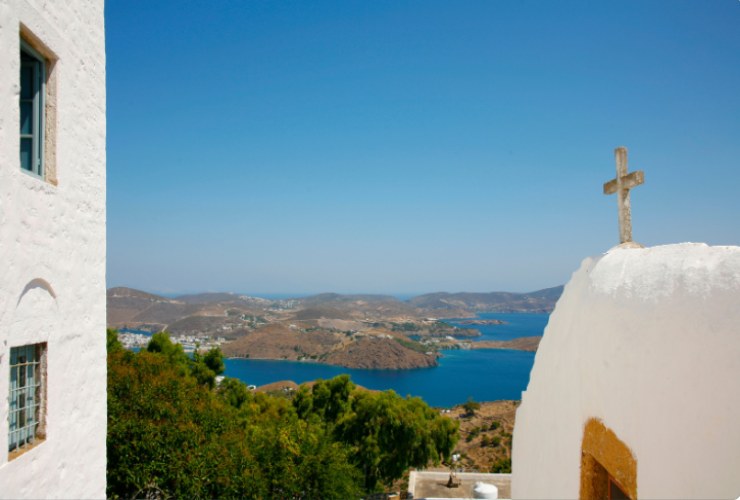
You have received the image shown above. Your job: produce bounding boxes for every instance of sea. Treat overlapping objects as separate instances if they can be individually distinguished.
[224,312,549,408]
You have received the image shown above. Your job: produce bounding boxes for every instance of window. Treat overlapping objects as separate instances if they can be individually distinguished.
[8,343,47,458]
[20,41,45,177]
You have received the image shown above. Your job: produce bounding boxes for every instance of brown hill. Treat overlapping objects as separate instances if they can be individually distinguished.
[166,315,230,336]
[294,293,426,320]
[106,287,178,325]
[221,324,438,370]
[255,380,300,394]
[472,336,542,352]
[221,323,344,361]
[449,400,518,473]
[175,292,244,304]
[129,301,192,325]
[323,336,438,370]
[175,292,274,309]
[107,287,278,333]
[107,287,559,342]
[292,306,355,321]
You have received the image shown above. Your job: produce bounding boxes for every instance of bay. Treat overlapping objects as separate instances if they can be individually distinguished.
[444,312,550,341]
[224,312,549,408]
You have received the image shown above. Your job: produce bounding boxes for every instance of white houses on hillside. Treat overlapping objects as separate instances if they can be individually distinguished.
[0,1,106,497]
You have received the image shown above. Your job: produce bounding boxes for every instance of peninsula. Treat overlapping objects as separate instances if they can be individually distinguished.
[107,286,560,369]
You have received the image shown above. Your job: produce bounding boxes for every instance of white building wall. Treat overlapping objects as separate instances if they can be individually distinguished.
[512,243,740,499]
[0,0,106,498]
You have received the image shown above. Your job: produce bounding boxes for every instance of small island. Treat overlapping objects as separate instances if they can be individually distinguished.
[468,336,542,352]
[453,318,506,326]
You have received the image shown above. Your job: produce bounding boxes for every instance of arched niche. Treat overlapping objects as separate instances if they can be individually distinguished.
[9,278,59,347]
[16,278,57,304]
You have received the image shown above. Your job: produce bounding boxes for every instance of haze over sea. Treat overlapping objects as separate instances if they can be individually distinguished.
[224,312,548,408]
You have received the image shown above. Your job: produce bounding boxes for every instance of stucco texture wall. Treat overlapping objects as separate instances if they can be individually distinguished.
[512,243,740,499]
[0,0,106,498]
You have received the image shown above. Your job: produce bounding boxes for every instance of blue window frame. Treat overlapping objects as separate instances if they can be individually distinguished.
[20,41,45,177]
[8,344,46,455]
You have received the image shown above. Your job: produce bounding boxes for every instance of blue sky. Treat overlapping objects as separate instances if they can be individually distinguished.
[106,1,740,295]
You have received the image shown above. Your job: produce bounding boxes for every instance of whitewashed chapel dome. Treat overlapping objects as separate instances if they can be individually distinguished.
[512,243,740,500]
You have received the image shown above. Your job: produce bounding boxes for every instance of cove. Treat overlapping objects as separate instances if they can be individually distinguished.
[224,312,549,408]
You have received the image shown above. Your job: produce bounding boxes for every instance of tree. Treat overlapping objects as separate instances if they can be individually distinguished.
[292,385,314,420]
[107,348,261,498]
[189,360,217,388]
[108,336,366,498]
[106,328,123,353]
[108,332,458,498]
[292,376,459,491]
[217,377,251,410]
[309,374,354,422]
[335,390,458,491]
[146,331,189,368]
[462,397,481,417]
[203,347,225,375]
[146,332,226,388]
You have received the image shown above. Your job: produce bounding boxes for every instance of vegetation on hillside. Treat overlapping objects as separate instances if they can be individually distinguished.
[107,330,458,498]
[463,397,481,416]
[448,400,517,474]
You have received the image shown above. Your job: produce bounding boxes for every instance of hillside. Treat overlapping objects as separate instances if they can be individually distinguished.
[220,323,437,370]
[448,400,518,473]
[408,286,563,313]
[220,323,345,361]
[293,293,436,320]
[324,336,438,369]
[470,336,542,352]
[108,286,562,333]
[106,287,187,328]
[108,286,557,369]
[107,286,280,335]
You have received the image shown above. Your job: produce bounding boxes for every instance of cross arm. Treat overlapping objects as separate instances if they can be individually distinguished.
[603,170,644,195]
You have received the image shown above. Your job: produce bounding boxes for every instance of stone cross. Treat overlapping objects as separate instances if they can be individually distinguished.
[603,146,644,244]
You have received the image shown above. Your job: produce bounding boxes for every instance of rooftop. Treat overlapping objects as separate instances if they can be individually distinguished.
[408,471,511,499]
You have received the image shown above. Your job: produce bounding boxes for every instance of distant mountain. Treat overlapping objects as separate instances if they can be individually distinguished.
[107,285,563,334]
[407,286,563,314]
[108,286,168,302]
[107,286,276,334]
[175,292,273,307]
[291,306,356,321]
[298,293,401,305]
[175,292,243,304]
[292,293,422,320]
[106,287,187,327]
[108,285,563,369]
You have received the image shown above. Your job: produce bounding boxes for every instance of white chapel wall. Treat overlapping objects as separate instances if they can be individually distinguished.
[512,243,740,499]
[0,0,106,498]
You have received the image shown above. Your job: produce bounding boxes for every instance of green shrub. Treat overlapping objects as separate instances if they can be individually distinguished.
[491,457,511,473]
[107,330,458,498]
[462,397,480,416]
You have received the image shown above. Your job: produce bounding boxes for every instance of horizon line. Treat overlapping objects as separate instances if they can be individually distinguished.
[107,284,565,299]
